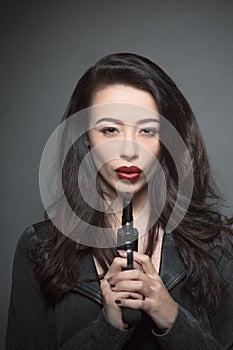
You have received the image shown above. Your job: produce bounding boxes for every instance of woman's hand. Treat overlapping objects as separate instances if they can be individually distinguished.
[100,255,144,330]
[104,250,178,332]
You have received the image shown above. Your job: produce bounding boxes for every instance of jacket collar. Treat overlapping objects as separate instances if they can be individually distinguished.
[159,231,224,290]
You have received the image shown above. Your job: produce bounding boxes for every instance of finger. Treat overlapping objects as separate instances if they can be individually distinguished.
[114,298,145,311]
[104,257,143,282]
[118,250,159,278]
[110,269,147,284]
[112,291,143,300]
[117,250,144,271]
[110,280,149,296]
[104,257,127,279]
[101,281,144,303]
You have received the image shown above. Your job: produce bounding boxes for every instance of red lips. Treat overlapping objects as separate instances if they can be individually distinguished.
[115,166,141,181]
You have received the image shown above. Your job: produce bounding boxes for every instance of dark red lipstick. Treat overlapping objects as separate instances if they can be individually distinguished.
[116,166,141,181]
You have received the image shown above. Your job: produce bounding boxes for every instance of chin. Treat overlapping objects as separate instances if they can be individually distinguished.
[114,181,145,196]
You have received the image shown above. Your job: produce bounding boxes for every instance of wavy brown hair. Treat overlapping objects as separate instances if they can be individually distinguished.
[33,53,233,309]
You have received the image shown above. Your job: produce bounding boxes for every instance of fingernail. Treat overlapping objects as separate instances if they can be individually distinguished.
[115,299,121,304]
[110,283,116,288]
[139,264,143,271]
[107,277,113,283]
[117,250,126,256]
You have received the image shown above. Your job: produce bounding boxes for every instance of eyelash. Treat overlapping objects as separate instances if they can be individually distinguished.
[100,127,159,137]
[141,128,159,136]
[101,127,119,135]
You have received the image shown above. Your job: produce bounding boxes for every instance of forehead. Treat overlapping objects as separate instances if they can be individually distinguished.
[92,84,158,110]
[88,103,160,127]
[89,84,159,126]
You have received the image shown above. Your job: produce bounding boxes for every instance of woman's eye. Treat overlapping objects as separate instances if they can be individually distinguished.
[100,127,119,135]
[140,128,159,136]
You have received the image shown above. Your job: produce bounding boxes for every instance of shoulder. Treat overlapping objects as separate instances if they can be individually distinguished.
[17,219,52,250]
[10,222,52,302]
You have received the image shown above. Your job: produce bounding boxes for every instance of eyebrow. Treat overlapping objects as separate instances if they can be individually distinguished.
[95,117,160,126]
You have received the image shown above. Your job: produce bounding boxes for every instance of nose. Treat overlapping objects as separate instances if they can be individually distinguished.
[119,137,139,161]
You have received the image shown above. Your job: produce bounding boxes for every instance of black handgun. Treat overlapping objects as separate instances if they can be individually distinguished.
[117,192,142,325]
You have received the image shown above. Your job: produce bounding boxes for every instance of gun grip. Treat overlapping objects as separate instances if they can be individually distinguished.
[120,249,142,325]
[122,308,142,326]
[126,248,133,270]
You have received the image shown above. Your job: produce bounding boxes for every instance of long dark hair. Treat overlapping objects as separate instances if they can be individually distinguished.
[33,53,233,309]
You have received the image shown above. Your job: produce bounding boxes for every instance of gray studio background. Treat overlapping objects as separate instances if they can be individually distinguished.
[1,1,233,348]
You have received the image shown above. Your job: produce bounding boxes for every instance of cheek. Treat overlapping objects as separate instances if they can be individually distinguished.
[147,140,161,162]
[140,140,161,159]
[90,141,118,169]
[141,142,161,175]
[152,144,162,160]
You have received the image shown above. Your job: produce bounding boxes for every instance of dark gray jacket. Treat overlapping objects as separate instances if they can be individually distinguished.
[6,221,233,349]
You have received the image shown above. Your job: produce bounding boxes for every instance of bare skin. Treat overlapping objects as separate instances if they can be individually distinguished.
[100,250,178,331]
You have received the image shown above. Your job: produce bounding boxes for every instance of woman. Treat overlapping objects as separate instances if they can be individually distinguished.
[6,53,233,349]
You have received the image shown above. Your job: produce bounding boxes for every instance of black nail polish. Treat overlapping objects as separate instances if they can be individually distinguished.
[110,283,116,288]
[115,299,121,304]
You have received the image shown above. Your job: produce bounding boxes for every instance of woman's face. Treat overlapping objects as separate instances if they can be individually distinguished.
[87,84,161,199]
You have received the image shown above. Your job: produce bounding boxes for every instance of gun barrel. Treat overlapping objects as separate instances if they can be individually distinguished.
[122,192,133,225]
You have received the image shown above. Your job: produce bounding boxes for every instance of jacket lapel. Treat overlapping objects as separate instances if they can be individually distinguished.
[75,254,103,304]
[159,232,186,291]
